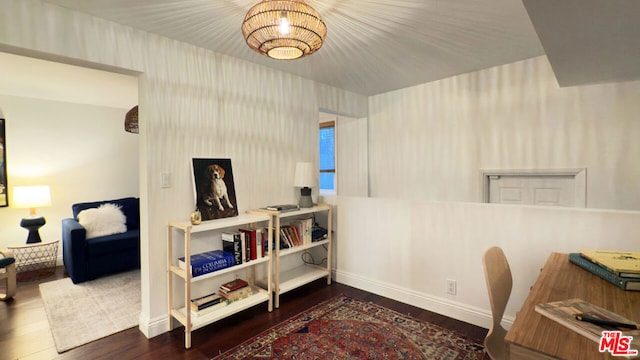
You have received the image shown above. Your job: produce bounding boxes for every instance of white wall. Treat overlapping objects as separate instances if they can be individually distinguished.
[0,0,367,338]
[327,196,640,329]
[0,94,139,249]
[368,56,640,211]
[337,115,368,197]
[7,0,639,342]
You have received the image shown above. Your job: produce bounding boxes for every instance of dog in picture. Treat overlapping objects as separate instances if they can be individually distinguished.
[203,164,234,211]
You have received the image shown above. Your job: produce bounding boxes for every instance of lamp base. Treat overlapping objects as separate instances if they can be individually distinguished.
[20,216,46,244]
[298,187,313,208]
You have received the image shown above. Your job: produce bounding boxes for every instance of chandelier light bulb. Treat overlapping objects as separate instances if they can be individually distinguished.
[278,12,290,35]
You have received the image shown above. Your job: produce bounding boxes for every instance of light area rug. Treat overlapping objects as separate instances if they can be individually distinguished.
[39,270,141,353]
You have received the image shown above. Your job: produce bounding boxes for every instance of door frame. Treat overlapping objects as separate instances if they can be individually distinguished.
[480,168,587,207]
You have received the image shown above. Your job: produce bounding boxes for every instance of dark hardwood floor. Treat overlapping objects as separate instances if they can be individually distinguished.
[0,267,487,359]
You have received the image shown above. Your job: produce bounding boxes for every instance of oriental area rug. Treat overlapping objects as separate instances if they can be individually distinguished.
[214,295,487,360]
[39,269,140,353]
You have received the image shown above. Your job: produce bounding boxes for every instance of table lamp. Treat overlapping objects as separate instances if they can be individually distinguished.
[12,185,51,243]
[294,162,316,208]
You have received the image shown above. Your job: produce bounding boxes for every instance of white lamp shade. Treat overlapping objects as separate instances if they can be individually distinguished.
[294,162,316,188]
[12,186,52,208]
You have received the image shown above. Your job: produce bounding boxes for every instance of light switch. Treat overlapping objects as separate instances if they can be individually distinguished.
[161,173,172,188]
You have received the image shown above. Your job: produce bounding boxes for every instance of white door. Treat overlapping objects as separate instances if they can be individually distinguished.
[488,175,577,207]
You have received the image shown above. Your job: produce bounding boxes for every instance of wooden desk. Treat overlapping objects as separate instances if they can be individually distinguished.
[505,252,640,359]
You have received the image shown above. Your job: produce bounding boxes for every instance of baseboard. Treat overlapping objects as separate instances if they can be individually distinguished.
[334,269,514,330]
[138,312,170,339]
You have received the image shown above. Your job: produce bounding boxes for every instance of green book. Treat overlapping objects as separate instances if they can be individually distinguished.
[569,253,640,291]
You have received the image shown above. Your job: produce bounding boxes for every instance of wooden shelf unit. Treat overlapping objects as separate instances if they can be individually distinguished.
[253,204,332,309]
[167,212,273,349]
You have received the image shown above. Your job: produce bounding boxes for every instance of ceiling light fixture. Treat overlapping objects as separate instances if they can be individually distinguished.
[242,0,327,60]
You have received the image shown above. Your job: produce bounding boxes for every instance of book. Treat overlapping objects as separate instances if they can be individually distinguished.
[191,301,227,317]
[279,227,292,249]
[299,218,313,244]
[239,228,257,261]
[220,278,249,292]
[266,204,299,212]
[535,298,640,348]
[255,228,264,259]
[178,250,235,277]
[190,293,224,311]
[221,286,254,302]
[239,231,248,263]
[569,253,640,291]
[580,250,640,278]
[283,225,298,246]
[222,231,243,266]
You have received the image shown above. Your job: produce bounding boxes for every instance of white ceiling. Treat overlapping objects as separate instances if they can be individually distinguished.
[10,0,638,98]
[522,0,640,87]
[0,52,138,109]
[42,0,546,96]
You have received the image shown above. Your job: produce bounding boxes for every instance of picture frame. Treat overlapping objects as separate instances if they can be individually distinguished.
[192,158,238,221]
[0,117,7,207]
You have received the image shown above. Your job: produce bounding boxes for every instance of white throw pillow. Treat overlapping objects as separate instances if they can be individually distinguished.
[77,203,127,239]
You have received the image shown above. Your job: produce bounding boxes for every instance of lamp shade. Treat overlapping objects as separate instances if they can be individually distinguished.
[242,0,327,60]
[294,162,316,188]
[13,186,51,214]
[124,105,139,134]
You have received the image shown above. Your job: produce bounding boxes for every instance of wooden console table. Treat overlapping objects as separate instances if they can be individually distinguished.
[505,252,640,359]
[8,240,58,281]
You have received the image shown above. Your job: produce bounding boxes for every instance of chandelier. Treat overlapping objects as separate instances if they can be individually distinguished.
[242,0,327,60]
[124,105,138,134]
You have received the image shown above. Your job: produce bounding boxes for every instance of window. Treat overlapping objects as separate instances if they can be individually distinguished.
[319,121,335,192]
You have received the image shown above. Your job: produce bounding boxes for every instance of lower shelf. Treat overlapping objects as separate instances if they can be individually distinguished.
[278,265,330,295]
[172,287,270,331]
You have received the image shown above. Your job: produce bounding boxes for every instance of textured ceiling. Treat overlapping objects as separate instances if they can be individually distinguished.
[42,0,545,96]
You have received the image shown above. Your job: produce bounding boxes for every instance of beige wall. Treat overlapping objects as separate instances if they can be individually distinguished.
[0,0,366,337]
[0,95,139,248]
[369,56,640,211]
[326,195,640,329]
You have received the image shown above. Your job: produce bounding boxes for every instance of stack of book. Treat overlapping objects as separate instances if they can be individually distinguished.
[219,278,253,303]
[569,250,640,291]
[190,292,226,317]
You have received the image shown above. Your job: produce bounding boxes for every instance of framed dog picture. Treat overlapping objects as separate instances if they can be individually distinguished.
[192,158,239,221]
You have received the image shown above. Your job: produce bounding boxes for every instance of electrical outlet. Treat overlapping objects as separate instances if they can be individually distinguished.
[447,279,457,295]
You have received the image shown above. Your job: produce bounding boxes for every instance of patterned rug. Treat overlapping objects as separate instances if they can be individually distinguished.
[214,295,487,359]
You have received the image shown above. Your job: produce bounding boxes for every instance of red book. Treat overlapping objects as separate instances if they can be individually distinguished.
[220,278,248,292]
[239,228,257,260]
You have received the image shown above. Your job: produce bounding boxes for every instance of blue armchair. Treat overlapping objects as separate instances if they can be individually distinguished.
[62,197,140,284]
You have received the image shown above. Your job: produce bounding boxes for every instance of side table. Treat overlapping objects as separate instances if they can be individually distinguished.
[7,240,59,282]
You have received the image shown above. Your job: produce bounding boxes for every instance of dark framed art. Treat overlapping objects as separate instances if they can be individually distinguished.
[192,158,238,221]
[0,117,7,207]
